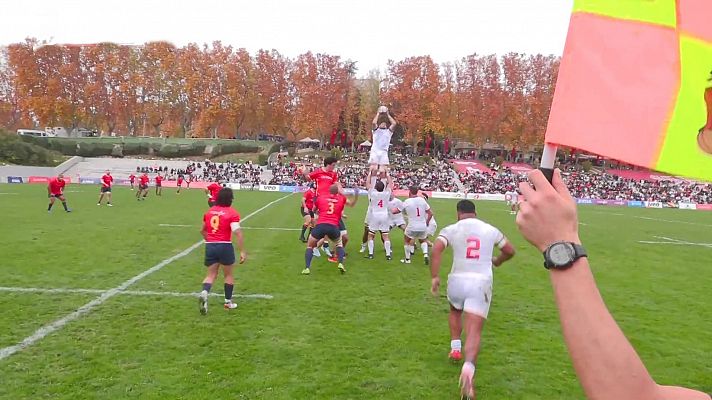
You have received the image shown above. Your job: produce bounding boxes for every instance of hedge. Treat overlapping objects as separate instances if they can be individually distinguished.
[15,136,259,158]
[0,134,62,166]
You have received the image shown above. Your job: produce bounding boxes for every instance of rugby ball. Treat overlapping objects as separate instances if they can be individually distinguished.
[378,105,388,114]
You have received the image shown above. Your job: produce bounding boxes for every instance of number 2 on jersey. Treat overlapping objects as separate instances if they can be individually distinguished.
[466,237,481,259]
[210,215,220,233]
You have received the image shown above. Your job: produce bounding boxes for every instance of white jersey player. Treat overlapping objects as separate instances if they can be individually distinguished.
[369,107,397,170]
[505,190,520,215]
[430,199,515,399]
[388,195,406,231]
[364,169,393,260]
[394,186,433,264]
[360,172,387,253]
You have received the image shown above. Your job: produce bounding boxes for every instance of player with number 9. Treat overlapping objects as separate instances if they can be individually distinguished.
[198,188,247,315]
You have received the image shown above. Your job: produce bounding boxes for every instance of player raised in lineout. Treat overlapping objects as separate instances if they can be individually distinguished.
[369,106,397,173]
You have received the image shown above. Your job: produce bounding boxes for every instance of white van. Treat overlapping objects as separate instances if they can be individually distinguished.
[16,129,56,137]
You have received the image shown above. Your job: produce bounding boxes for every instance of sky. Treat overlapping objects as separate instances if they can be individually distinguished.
[0,0,573,76]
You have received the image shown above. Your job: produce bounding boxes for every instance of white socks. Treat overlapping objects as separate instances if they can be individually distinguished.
[421,242,429,256]
[367,239,374,255]
[404,245,411,260]
[384,240,392,256]
[451,339,462,351]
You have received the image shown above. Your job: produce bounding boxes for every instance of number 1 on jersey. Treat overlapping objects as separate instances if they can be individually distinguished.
[466,237,481,259]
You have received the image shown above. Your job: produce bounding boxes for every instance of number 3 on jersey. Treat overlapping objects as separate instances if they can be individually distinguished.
[210,215,220,233]
[466,237,481,259]
[327,202,335,214]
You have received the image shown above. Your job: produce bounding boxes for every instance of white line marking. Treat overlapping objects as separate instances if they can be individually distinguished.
[0,193,292,361]
[0,193,19,195]
[637,236,712,248]
[592,210,712,227]
[632,216,712,227]
[159,224,193,227]
[0,286,273,299]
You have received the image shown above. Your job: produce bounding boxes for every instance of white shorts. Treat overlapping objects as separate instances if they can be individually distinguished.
[447,273,493,318]
[390,215,406,229]
[405,226,428,240]
[426,221,437,237]
[368,213,390,233]
[368,150,389,165]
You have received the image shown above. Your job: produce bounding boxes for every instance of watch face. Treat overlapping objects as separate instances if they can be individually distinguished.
[549,243,575,266]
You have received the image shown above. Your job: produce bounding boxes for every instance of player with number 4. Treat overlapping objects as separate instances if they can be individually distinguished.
[370,105,397,174]
[430,200,516,400]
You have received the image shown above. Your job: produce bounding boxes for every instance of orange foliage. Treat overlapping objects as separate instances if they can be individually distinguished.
[0,39,559,146]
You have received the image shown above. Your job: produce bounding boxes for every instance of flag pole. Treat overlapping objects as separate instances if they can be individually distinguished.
[539,142,558,183]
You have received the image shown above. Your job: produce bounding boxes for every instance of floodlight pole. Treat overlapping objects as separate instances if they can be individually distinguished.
[539,142,558,183]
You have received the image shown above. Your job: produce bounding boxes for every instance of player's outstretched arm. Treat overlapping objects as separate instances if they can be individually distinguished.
[429,238,445,296]
[372,110,380,129]
[346,191,359,207]
[365,169,373,191]
[425,208,433,226]
[387,113,397,131]
[516,169,710,400]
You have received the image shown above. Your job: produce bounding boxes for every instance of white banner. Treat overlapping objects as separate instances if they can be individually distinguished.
[678,202,697,210]
[467,193,506,201]
[225,183,241,190]
[431,192,466,199]
[644,201,663,209]
[259,184,280,192]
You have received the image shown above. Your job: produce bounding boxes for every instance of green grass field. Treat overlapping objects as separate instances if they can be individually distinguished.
[0,184,710,399]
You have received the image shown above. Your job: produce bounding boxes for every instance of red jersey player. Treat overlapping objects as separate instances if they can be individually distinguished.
[301,156,350,257]
[177,175,184,194]
[129,173,136,190]
[47,173,71,213]
[205,181,222,207]
[302,184,358,275]
[136,173,150,200]
[198,187,247,314]
[155,174,163,196]
[97,170,113,206]
[299,184,316,242]
[302,156,341,197]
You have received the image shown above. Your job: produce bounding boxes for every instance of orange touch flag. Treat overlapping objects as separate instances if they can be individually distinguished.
[546,0,712,182]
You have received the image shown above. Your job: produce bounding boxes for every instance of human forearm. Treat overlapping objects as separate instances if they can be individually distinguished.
[550,258,657,400]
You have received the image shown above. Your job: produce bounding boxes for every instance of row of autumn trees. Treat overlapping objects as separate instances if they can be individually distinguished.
[0,39,559,147]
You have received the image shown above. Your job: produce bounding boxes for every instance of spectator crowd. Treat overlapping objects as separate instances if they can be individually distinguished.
[135,152,712,205]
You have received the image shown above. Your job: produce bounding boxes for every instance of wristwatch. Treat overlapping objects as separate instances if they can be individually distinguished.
[543,241,587,270]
